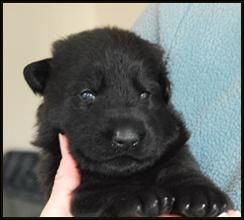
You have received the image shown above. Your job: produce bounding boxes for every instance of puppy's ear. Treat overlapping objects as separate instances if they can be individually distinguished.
[162,76,171,103]
[159,63,171,103]
[23,58,51,95]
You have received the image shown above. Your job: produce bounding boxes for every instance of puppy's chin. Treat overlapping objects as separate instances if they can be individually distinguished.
[76,153,157,176]
[100,156,155,175]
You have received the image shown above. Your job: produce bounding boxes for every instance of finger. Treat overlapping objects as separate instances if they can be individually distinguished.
[217,210,241,217]
[59,133,71,158]
[40,134,81,217]
[58,133,79,170]
[226,210,241,217]
[53,134,81,190]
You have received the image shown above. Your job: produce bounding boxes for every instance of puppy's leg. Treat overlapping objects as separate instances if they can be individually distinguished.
[157,149,234,217]
[163,172,233,217]
[71,184,174,217]
[102,186,175,217]
[71,186,118,217]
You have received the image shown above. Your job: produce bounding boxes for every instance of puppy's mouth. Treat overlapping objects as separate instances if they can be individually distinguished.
[74,148,158,175]
[80,150,148,163]
[104,156,141,171]
[106,155,142,163]
[77,148,152,165]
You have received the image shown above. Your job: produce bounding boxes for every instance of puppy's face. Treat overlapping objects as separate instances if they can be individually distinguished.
[24,28,189,175]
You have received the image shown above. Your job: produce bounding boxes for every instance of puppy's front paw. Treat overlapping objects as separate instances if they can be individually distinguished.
[172,185,233,217]
[104,187,175,217]
[138,188,175,217]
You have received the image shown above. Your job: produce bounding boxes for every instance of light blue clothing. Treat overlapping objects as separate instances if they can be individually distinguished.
[133,3,241,210]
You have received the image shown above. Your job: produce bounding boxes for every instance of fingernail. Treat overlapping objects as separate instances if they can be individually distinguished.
[59,133,63,140]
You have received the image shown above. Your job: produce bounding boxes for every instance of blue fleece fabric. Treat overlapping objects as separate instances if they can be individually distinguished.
[132,3,241,210]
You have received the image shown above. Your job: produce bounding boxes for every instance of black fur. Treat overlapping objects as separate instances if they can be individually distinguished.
[24,27,233,217]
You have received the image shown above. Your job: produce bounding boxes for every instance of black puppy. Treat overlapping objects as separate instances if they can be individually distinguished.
[24,27,233,217]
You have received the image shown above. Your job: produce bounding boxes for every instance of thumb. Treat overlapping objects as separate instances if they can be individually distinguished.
[51,134,81,196]
[40,134,81,217]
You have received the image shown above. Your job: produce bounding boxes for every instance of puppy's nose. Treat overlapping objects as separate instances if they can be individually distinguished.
[112,128,140,149]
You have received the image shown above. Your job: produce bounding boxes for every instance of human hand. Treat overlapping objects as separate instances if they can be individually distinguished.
[40,133,81,217]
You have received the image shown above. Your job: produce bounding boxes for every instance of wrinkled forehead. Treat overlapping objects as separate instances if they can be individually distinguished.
[94,49,147,81]
[50,39,163,97]
[55,50,157,92]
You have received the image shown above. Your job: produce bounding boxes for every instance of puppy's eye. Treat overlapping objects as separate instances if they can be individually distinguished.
[79,90,96,104]
[140,91,150,100]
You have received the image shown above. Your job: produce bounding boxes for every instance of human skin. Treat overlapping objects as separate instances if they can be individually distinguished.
[40,134,241,217]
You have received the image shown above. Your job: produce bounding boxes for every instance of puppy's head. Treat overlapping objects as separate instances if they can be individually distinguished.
[24,27,189,175]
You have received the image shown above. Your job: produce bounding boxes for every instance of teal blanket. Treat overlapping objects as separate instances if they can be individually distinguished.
[133,3,241,210]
